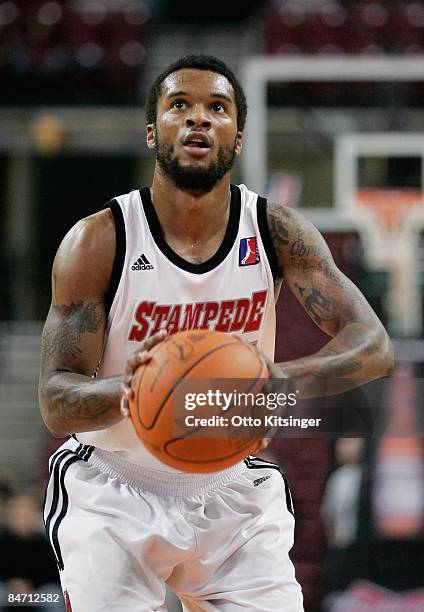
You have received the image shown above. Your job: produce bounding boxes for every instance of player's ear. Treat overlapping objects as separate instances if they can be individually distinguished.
[234,130,243,156]
[146,124,156,149]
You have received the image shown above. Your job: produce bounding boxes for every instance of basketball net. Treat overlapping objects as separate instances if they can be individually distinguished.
[349,188,424,337]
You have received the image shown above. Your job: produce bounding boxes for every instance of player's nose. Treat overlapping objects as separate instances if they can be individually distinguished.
[185,105,211,129]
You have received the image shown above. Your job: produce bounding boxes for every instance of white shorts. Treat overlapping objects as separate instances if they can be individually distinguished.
[44,438,304,612]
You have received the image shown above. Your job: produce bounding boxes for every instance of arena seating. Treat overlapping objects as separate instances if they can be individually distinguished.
[264,1,424,55]
[0,0,150,104]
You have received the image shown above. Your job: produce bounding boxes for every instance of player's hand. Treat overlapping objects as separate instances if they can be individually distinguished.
[257,438,271,450]
[235,337,289,451]
[235,335,287,379]
[120,329,168,418]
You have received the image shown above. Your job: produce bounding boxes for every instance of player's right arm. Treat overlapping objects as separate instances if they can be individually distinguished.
[38,209,123,438]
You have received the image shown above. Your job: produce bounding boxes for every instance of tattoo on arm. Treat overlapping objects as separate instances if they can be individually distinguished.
[267,203,388,378]
[294,283,341,327]
[44,374,121,435]
[42,301,104,364]
[294,283,306,297]
[40,300,122,436]
[287,223,358,330]
[316,347,363,377]
[303,289,330,326]
[267,204,347,327]
[290,238,320,258]
[266,203,289,277]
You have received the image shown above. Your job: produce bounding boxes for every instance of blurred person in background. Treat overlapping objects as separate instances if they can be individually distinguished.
[0,479,14,528]
[320,437,364,603]
[0,493,63,612]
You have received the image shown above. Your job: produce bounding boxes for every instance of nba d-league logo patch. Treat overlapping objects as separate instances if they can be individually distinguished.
[239,237,260,266]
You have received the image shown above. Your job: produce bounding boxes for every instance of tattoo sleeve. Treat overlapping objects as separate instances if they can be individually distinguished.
[39,300,122,437]
[266,202,393,380]
[41,301,103,362]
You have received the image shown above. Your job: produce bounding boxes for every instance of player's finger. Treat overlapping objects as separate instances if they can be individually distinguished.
[119,382,133,418]
[258,438,271,450]
[125,350,151,375]
[120,380,134,399]
[126,330,168,374]
[121,331,167,419]
[142,328,167,351]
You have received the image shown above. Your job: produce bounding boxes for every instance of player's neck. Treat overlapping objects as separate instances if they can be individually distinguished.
[151,170,231,242]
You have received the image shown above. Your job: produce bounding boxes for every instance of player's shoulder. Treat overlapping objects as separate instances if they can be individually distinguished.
[51,209,116,301]
[267,200,301,224]
[238,183,295,223]
[264,200,331,272]
[59,208,115,256]
[266,199,322,239]
[53,208,116,296]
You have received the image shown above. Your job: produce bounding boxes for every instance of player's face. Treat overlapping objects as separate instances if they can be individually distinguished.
[147,69,243,192]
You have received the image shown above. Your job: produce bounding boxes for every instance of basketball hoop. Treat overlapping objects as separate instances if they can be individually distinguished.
[355,188,424,230]
[349,188,424,338]
[335,133,424,337]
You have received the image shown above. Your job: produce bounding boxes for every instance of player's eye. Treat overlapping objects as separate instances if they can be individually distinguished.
[212,102,225,112]
[171,99,185,109]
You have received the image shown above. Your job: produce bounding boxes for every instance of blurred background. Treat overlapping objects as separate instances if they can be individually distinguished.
[1,0,424,610]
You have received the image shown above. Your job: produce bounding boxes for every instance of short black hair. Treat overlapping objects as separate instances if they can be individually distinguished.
[145,54,247,131]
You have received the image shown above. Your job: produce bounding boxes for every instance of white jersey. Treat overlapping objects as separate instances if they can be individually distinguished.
[77,184,280,470]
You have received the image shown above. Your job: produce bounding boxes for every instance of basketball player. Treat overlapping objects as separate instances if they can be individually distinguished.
[39,55,393,611]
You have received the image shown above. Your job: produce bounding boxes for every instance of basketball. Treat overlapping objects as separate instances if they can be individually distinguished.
[128,330,269,472]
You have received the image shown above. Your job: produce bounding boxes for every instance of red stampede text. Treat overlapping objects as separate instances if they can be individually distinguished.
[128,290,268,341]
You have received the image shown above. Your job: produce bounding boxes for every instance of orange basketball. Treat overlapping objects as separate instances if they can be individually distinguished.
[128,330,269,472]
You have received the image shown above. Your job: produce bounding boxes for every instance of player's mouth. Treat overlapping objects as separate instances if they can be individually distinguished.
[181,133,212,158]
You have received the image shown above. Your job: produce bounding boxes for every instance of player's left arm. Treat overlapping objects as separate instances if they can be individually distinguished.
[266,202,394,379]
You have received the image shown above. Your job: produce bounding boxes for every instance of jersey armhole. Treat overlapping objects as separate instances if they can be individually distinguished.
[104,198,126,315]
[256,196,279,281]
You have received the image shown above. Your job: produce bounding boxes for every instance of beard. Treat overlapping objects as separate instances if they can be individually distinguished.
[155,138,237,193]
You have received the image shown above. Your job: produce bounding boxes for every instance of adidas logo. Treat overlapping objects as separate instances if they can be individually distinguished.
[131,254,154,271]
[253,475,271,487]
